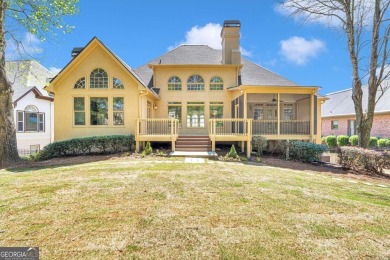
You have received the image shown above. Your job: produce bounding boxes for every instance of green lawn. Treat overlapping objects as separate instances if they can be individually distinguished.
[0,158,389,259]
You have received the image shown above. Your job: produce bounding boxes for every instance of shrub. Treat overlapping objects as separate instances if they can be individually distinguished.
[321,136,327,145]
[326,135,337,148]
[227,144,238,158]
[338,146,390,174]
[251,136,267,156]
[337,135,350,146]
[369,137,378,148]
[378,138,390,148]
[38,135,135,160]
[288,141,327,163]
[143,141,153,156]
[349,135,359,146]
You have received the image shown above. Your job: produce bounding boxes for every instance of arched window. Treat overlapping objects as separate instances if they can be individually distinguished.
[113,77,124,89]
[17,105,44,132]
[90,68,108,89]
[168,76,182,91]
[210,76,223,90]
[187,75,204,91]
[74,77,85,89]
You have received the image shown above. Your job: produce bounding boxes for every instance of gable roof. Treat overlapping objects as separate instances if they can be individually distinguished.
[49,37,158,97]
[132,45,298,88]
[6,60,54,102]
[322,82,390,117]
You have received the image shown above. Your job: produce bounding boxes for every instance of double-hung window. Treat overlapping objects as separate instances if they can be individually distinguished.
[17,105,45,132]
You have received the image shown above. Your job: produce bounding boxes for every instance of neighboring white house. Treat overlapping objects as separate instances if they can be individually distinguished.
[6,60,54,155]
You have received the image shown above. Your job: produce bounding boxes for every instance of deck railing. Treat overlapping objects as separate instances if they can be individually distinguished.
[252,120,310,135]
[209,119,251,136]
[137,118,179,136]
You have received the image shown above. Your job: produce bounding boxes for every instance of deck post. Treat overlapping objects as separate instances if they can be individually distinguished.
[247,119,252,158]
[277,93,280,139]
[310,93,314,140]
[136,119,140,152]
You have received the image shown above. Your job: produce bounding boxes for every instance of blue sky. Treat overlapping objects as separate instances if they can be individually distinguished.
[7,0,355,95]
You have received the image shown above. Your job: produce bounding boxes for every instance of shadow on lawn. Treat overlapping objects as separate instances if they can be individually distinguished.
[3,154,118,173]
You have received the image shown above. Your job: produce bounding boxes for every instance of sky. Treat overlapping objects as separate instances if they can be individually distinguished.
[6,0,357,95]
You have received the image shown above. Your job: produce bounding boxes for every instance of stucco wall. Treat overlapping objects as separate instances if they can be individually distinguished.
[51,44,142,141]
[152,66,237,135]
[14,91,53,151]
[322,113,390,137]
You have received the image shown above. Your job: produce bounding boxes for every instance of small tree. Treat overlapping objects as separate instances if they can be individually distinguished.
[0,0,79,168]
[280,0,390,148]
[227,144,238,158]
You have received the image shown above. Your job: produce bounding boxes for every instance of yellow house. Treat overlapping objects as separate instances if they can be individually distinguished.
[46,20,326,157]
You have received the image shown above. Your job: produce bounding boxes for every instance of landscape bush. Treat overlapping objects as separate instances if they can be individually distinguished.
[378,138,390,148]
[227,144,238,158]
[38,135,135,160]
[321,136,327,145]
[288,141,327,163]
[251,136,268,156]
[349,135,359,146]
[142,141,153,157]
[337,135,350,146]
[338,146,390,175]
[325,135,337,148]
[369,137,378,148]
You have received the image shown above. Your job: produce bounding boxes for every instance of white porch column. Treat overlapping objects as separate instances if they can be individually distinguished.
[310,93,315,141]
[277,93,280,138]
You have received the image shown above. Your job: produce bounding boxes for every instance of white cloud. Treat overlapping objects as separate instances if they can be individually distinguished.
[280,36,325,65]
[49,67,61,75]
[169,23,252,57]
[6,32,43,59]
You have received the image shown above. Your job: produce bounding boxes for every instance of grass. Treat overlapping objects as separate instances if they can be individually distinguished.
[0,158,390,259]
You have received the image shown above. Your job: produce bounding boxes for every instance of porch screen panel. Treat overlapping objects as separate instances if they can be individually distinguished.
[238,95,244,133]
[314,95,317,135]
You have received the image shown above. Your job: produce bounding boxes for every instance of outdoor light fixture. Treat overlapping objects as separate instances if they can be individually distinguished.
[154,105,158,110]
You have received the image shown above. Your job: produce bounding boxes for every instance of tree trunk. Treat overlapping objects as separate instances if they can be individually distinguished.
[0,0,20,168]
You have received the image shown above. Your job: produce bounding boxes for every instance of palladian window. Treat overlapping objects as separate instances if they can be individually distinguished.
[187,75,204,91]
[74,77,85,89]
[210,77,223,90]
[168,76,182,91]
[90,68,108,89]
[17,105,45,132]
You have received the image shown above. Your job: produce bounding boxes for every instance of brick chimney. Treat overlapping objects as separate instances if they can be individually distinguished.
[221,20,241,65]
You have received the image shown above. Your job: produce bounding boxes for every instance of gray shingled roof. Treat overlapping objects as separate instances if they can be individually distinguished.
[132,45,298,88]
[6,60,54,101]
[322,83,390,117]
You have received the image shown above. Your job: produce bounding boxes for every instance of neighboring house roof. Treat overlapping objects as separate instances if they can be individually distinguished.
[322,83,390,117]
[6,60,54,102]
[133,45,298,88]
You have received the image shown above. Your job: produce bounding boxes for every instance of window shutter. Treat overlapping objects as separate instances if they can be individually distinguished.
[17,111,24,132]
[38,113,45,132]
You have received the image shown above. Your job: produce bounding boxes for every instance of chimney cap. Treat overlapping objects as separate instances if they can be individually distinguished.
[71,47,84,58]
[223,20,241,27]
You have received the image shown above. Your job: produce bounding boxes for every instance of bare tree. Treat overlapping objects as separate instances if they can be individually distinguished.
[280,0,390,147]
[0,0,78,168]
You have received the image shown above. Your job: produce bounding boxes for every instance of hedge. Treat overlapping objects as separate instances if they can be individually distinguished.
[349,135,359,146]
[337,135,349,146]
[378,138,390,148]
[288,141,327,163]
[251,136,268,156]
[37,135,135,160]
[338,146,390,175]
[369,137,378,147]
[326,135,337,148]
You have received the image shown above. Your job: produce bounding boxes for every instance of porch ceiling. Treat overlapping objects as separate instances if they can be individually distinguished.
[247,93,309,103]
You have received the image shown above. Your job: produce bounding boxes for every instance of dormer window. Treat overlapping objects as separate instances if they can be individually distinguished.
[168,76,182,91]
[187,75,204,91]
[90,68,108,89]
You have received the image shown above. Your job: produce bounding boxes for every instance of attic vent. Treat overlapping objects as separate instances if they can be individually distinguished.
[71,47,84,58]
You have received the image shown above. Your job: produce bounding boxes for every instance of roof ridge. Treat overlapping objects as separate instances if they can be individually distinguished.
[242,58,299,86]
[326,88,352,96]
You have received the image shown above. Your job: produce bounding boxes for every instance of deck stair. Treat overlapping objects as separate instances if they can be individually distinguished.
[175,135,212,152]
